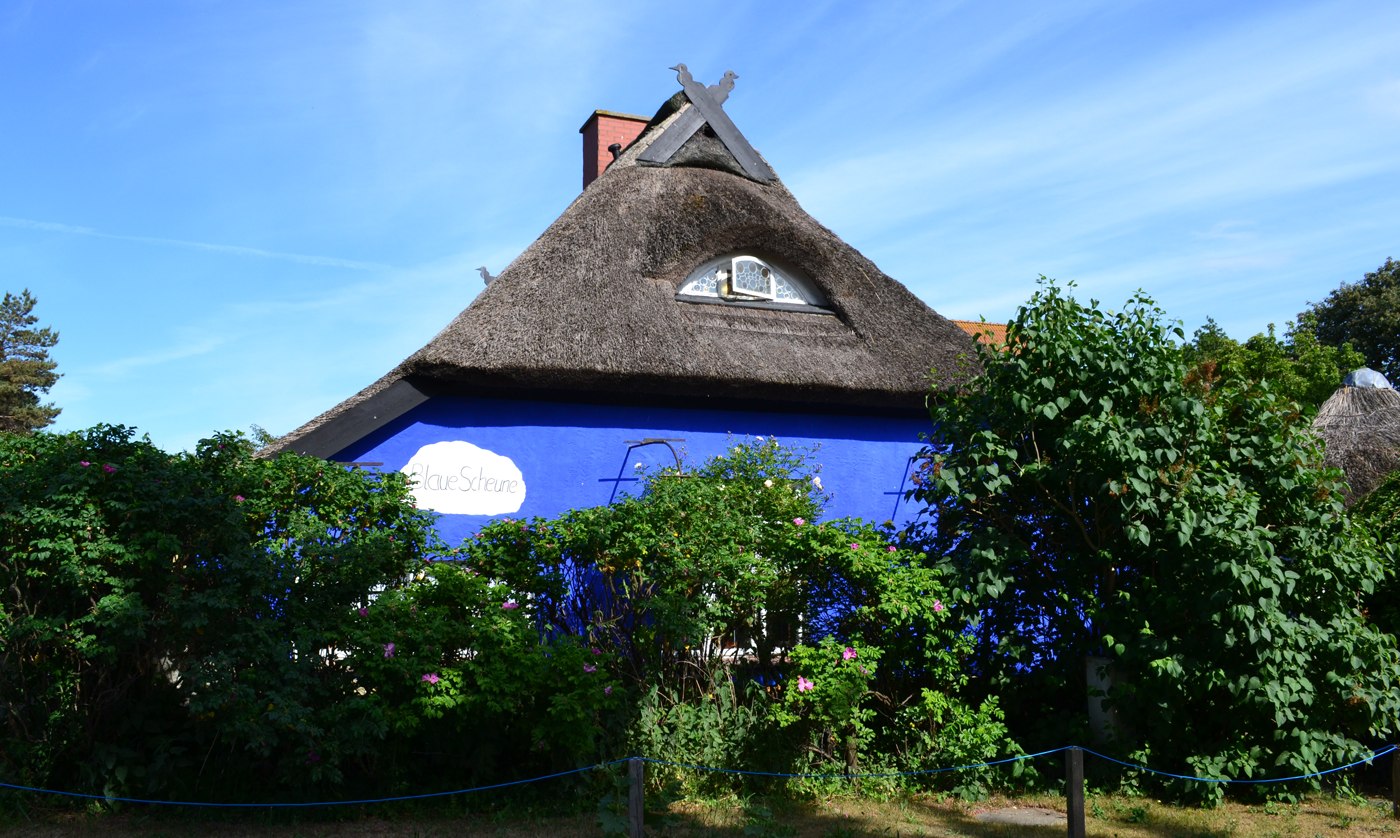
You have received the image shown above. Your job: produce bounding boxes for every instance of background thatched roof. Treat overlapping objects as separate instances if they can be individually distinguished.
[271,93,977,457]
[1312,380,1400,503]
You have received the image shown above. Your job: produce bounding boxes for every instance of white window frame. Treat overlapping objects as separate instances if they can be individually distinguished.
[677,254,825,307]
[727,256,777,301]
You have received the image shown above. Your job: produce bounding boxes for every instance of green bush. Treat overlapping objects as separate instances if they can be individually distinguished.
[915,281,1400,802]
[460,438,1015,792]
[0,426,434,799]
[342,559,624,788]
[0,430,1013,805]
[1351,471,1400,640]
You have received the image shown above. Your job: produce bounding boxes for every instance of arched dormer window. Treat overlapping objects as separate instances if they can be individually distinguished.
[677,254,828,310]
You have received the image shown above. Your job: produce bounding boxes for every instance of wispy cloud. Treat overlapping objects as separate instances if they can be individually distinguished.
[0,215,394,270]
[779,1,1400,338]
[87,335,226,378]
[1193,221,1258,243]
[12,1,1400,452]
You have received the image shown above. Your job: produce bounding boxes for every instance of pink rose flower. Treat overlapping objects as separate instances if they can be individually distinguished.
[793,517,805,526]
[933,600,945,613]
[797,676,814,693]
[422,672,440,684]
[842,647,857,661]
[502,601,519,610]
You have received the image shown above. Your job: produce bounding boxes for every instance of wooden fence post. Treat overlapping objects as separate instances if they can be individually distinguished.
[1066,746,1085,838]
[628,757,645,838]
[1391,744,1398,820]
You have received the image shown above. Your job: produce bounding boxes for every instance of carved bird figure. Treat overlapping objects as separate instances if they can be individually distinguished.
[669,63,694,87]
[710,70,737,102]
[477,266,494,286]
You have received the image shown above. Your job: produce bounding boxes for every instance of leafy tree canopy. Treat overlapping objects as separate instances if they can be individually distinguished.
[1183,315,1365,414]
[916,279,1398,799]
[0,289,61,434]
[1302,257,1400,381]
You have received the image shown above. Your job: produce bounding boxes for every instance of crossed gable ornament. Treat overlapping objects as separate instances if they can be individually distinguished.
[638,64,776,183]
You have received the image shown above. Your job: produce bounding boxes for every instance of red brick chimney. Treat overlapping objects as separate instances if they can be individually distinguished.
[579,110,648,189]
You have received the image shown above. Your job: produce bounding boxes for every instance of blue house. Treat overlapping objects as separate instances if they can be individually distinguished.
[269,71,978,546]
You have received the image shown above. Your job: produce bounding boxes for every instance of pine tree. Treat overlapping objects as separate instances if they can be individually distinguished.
[0,290,60,434]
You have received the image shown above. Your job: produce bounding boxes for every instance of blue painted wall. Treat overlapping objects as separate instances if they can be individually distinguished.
[333,394,930,546]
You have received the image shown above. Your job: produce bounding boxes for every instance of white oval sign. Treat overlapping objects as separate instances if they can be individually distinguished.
[401,441,526,515]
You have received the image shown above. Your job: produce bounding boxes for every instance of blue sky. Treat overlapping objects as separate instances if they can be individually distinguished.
[4,1,1398,452]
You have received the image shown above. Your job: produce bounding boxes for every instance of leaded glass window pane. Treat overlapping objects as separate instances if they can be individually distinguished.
[681,267,721,297]
[732,259,774,299]
[772,276,804,302]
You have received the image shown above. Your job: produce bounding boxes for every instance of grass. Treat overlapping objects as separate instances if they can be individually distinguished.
[2,791,1395,836]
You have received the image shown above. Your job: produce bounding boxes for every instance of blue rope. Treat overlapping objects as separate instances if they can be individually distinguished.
[3,743,1394,808]
[0,759,628,808]
[1080,743,1398,785]
[643,744,1399,785]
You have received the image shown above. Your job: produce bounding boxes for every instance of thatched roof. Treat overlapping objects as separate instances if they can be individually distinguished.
[1311,370,1400,503]
[270,85,977,458]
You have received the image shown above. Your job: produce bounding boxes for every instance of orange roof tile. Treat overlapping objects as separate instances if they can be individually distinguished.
[951,319,1009,348]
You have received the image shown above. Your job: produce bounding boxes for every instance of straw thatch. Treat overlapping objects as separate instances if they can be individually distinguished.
[269,90,977,458]
[1311,373,1400,503]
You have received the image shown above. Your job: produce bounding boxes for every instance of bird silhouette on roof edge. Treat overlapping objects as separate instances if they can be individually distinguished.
[670,64,738,102]
[711,70,737,100]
